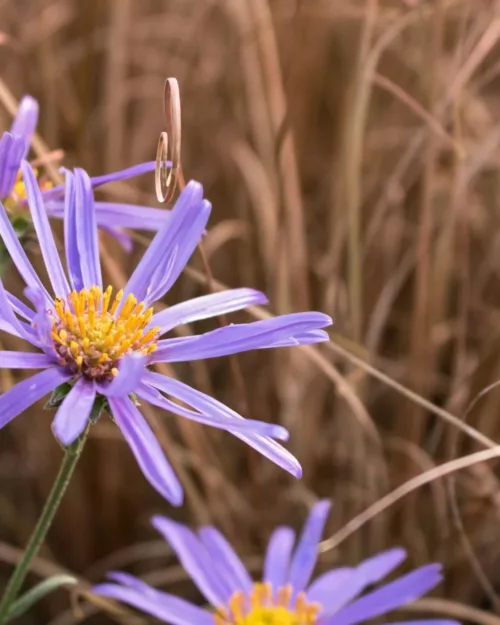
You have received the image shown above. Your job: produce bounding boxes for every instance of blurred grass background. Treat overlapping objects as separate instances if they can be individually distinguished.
[2,0,500,622]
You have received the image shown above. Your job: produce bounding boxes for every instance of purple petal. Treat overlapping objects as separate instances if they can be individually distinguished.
[5,290,34,321]
[11,95,39,154]
[325,565,443,625]
[0,199,50,300]
[0,351,54,368]
[51,378,95,446]
[152,313,332,363]
[379,621,459,625]
[152,288,269,335]
[288,500,331,592]
[99,225,133,252]
[0,318,24,337]
[0,279,39,344]
[92,582,212,625]
[21,161,69,296]
[307,569,355,608]
[0,367,71,429]
[263,527,296,588]
[199,526,252,594]
[314,548,407,616]
[98,354,145,397]
[356,548,407,582]
[137,379,289,439]
[90,161,157,188]
[152,515,231,606]
[94,201,170,231]
[260,329,330,349]
[124,181,209,306]
[62,170,83,291]
[108,396,183,505]
[74,168,102,290]
[143,371,301,476]
[40,161,158,202]
[0,133,25,198]
[106,571,156,594]
[24,286,57,355]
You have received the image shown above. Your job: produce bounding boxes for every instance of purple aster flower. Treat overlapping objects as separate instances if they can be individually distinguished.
[0,95,169,245]
[0,160,332,504]
[93,501,457,625]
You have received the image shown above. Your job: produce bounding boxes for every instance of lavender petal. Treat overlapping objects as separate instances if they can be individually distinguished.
[0,279,39,344]
[198,526,252,594]
[90,161,157,188]
[143,371,301,478]
[379,621,459,625]
[24,286,58,355]
[263,527,296,588]
[5,290,34,321]
[74,168,102,290]
[152,515,232,606]
[0,199,50,301]
[152,313,332,363]
[94,201,170,231]
[51,378,96,446]
[62,169,83,291]
[306,569,355,609]
[10,95,39,155]
[288,500,332,592]
[40,161,158,202]
[0,367,71,429]
[98,354,146,397]
[259,329,330,349]
[313,548,407,616]
[0,351,54,368]
[152,288,269,335]
[124,181,209,306]
[108,396,183,505]
[21,161,70,296]
[325,565,443,625]
[137,379,289,439]
[0,133,25,198]
[92,582,212,625]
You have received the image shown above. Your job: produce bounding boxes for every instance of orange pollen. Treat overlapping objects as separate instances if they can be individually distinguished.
[50,286,159,382]
[214,583,320,625]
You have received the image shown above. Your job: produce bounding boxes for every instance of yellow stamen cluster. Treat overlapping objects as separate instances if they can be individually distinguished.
[51,286,159,382]
[214,583,320,625]
[6,168,53,209]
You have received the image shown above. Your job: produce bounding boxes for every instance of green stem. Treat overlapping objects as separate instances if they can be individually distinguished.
[0,430,87,624]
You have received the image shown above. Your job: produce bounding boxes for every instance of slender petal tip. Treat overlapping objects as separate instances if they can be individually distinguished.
[11,95,39,147]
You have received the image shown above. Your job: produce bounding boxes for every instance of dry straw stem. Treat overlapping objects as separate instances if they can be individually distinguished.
[319,445,500,553]
[342,0,379,343]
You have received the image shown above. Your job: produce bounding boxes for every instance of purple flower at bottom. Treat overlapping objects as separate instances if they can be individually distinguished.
[0,95,171,246]
[93,501,457,625]
[0,160,332,504]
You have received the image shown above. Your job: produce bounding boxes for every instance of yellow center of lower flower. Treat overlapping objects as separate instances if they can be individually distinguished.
[50,286,159,382]
[214,583,319,625]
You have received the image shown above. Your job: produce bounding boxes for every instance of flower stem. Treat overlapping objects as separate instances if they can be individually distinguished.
[0,429,88,624]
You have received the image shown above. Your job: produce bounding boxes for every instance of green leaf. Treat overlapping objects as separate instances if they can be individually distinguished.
[44,382,72,409]
[7,575,77,621]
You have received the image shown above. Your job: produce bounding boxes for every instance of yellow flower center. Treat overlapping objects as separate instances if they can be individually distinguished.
[50,286,159,382]
[214,583,319,625]
[5,168,53,211]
